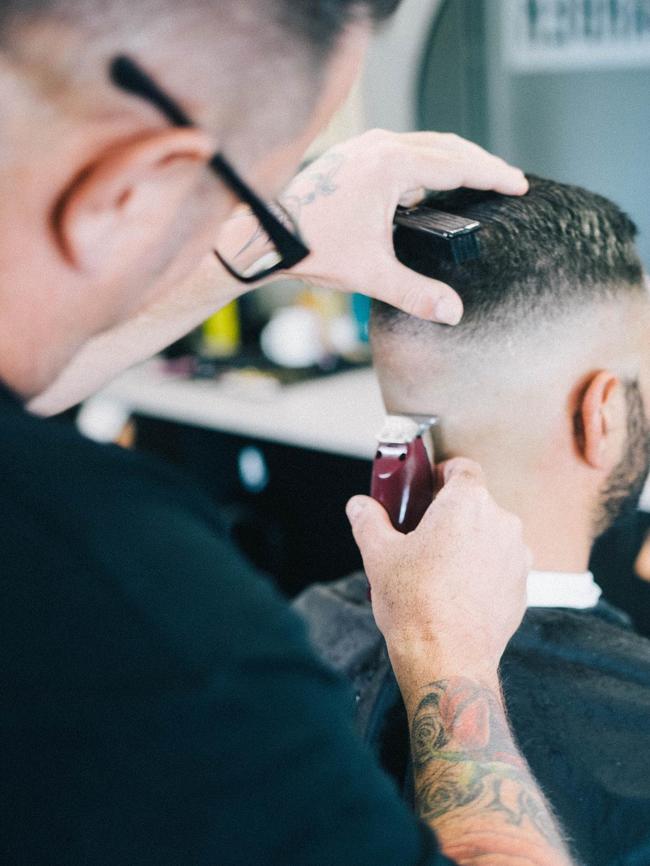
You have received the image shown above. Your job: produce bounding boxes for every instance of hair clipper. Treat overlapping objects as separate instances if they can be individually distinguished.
[369,207,478,533]
[370,414,437,533]
[393,204,481,264]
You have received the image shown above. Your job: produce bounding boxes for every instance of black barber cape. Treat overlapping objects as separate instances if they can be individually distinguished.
[0,384,452,866]
[294,573,650,866]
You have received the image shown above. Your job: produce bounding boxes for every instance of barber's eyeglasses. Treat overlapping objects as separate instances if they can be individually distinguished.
[109,56,310,283]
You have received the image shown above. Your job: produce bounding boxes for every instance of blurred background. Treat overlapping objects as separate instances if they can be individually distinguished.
[366,0,650,267]
[78,0,650,627]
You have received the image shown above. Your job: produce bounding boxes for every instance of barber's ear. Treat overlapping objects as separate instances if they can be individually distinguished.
[577,370,625,470]
[53,128,214,272]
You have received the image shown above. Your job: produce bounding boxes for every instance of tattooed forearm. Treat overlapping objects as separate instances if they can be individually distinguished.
[409,678,572,864]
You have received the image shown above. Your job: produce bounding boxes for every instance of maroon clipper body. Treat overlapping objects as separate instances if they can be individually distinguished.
[370,415,437,534]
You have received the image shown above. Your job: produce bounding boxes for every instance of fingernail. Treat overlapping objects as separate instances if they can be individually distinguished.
[435,297,463,325]
[346,498,367,522]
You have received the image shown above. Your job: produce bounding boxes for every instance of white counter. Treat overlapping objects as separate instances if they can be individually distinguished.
[87,361,385,460]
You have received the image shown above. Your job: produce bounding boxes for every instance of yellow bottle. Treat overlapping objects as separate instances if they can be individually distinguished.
[201,300,241,358]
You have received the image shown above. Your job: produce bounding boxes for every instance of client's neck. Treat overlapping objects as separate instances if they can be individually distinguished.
[518,505,593,574]
[481,467,594,575]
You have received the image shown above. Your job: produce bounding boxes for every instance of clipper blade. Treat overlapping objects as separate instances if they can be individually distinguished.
[394,205,481,264]
[376,414,438,444]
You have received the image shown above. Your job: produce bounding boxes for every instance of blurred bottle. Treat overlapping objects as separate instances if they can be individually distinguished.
[200,300,241,359]
[351,293,370,343]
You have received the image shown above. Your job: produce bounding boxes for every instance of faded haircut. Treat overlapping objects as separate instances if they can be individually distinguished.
[373,176,645,337]
[0,0,400,59]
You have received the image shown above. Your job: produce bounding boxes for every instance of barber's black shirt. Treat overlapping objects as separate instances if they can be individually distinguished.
[0,385,452,866]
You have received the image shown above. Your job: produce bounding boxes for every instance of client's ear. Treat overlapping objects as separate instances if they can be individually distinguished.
[577,370,625,470]
[52,128,214,273]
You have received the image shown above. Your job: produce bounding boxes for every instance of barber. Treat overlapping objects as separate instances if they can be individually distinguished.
[3,1,572,864]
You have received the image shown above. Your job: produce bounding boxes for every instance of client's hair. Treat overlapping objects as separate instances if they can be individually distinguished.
[373,176,644,335]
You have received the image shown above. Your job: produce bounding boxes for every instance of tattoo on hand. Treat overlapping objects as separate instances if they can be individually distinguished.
[224,152,345,261]
[411,678,564,849]
[280,152,345,226]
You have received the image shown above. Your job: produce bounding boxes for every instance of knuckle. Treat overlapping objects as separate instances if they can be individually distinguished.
[441,148,463,164]
[428,149,457,170]
[506,512,525,534]
[462,476,486,499]
[399,284,430,317]
[450,457,480,476]
[438,481,465,505]
[363,128,391,144]
[444,481,476,508]
[363,140,398,175]
[359,254,391,291]
[474,484,490,502]
[378,139,401,162]
[351,510,371,539]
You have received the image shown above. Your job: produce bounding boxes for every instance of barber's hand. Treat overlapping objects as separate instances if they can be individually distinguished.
[346,458,531,682]
[282,130,528,324]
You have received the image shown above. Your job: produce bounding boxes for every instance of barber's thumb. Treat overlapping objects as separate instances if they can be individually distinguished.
[439,457,486,487]
[374,258,464,325]
[346,495,396,562]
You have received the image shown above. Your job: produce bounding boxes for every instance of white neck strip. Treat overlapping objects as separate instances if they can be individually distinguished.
[640,476,650,511]
[526,570,602,610]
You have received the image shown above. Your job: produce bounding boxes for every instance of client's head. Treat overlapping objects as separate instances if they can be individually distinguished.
[371,177,650,572]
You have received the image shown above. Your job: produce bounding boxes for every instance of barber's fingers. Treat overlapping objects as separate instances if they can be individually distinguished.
[397,131,513,160]
[416,458,488,532]
[346,495,400,574]
[398,146,528,197]
[363,254,464,324]
[398,186,427,208]
[383,131,529,196]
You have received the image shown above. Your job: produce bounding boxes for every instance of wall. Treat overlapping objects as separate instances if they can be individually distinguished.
[506,68,650,266]
[486,1,650,267]
[362,0,442,131]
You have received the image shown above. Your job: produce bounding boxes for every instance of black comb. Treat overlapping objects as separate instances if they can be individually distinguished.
[393,205,481,265]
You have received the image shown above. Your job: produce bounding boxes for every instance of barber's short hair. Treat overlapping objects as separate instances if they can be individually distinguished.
[1,0,401,56]
[279,0,401,53]
[373,176,645,335]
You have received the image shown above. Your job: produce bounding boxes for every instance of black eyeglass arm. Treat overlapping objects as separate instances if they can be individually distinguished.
[209,154,306,251]
[110,56,193,128]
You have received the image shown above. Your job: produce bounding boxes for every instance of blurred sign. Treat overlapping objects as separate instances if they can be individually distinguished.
[504,0,650,71]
